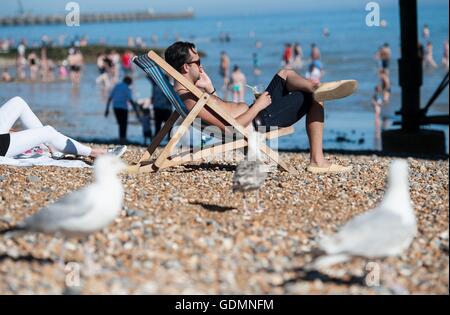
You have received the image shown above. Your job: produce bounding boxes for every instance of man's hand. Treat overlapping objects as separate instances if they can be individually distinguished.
[253,92,272,110]
[195,67,214,92]
[309,78,321,91]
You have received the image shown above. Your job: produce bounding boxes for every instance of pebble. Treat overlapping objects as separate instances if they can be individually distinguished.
[26,175,40,183]
[126,209,146,218]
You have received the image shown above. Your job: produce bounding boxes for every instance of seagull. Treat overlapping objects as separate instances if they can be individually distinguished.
[1,155,126,273]
[232,131,269,212]
[311,159,417,269]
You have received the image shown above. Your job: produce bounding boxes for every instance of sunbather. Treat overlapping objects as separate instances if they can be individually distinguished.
[164,41,356,173]
[0,96,126,159]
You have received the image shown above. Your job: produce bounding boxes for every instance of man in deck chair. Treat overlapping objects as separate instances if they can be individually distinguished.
[164,41,357,173]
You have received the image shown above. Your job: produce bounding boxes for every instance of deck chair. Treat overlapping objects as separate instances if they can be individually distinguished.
[128,51,296,173]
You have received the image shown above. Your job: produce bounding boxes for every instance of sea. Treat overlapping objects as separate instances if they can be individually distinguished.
[0,2,448,152]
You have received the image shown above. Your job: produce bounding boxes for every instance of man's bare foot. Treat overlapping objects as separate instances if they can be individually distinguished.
[309,158,331,168]
[307,161,352,174]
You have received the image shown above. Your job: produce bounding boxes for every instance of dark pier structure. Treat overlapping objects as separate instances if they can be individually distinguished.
[382,0,449,155]
[0,10,194,26]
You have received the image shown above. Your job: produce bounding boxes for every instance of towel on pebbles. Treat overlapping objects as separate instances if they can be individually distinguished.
[0,146,91,168]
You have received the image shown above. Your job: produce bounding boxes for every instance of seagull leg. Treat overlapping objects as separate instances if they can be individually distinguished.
[243,193,248,212]
[243,193,252,220]
[82,237,101,276]
[255,190,264,213]
[58,238,66,270]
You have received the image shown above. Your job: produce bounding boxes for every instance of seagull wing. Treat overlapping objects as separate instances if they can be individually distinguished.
[320,208,416,257]
[22,184,98,232]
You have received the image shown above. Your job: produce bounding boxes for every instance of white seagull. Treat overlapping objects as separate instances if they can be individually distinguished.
[1,155,126,271]
[311,159,417,269]
[233,131,269,212]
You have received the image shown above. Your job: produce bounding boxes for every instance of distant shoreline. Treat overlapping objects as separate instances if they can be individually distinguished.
[0,10,194,26]
[0,45,164,66]
[0,45,206,68]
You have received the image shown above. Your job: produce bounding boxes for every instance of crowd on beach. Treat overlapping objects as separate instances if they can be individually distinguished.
[1,23,448,147]
[0,35,90,84]
[370,24,449,140]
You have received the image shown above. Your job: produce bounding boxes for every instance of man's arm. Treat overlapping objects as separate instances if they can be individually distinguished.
[179,67,270,129]
[180,93,230,129]
[180,92,271,130]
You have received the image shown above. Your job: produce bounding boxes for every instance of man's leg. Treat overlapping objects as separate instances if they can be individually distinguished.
[305,99,352,172]
[305,100,329,167]
[277,69,315,94]
[270,70,327,166]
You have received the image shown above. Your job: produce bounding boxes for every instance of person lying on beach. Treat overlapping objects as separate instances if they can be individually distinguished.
[164,41,356,173]
[0,96,126,159]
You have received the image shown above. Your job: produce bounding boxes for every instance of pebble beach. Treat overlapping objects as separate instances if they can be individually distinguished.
[0,146,448,295]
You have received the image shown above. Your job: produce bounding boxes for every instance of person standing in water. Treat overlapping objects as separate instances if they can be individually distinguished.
[230,65,247,103]
[292,42,303,70]
[422,24,431,41]
[27,51,39,81]
[219,51,230,101]
[252,52,261,76]
[424,41,438,69]
[310,43,322,71]
[68,48,83,86]
[379,43,391,72]
[378,68,391,104]
[282,43,293,68]
[105,76,138,145]
[442,39,449,70]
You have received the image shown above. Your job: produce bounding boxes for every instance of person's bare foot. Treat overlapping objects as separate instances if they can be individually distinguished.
[90,146,127,158]
[307,158,352,174]
[309,158,331,168]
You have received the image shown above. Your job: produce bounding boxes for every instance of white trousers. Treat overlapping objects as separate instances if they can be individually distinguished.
[0,96,92,158]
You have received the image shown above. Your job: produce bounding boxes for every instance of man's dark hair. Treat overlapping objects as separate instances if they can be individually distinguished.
[123,76,132,85]
[165,41,196,71]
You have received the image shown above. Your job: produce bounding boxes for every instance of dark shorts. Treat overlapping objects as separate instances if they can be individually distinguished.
[253,74,313,129]
[381,59,389,69]
[70,65,81,72]
[0,133,11,157]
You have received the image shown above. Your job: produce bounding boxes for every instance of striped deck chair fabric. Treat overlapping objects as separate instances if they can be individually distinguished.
[133,54,190,118]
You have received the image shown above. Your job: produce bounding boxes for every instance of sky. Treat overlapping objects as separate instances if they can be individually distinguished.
[1,0,448,17]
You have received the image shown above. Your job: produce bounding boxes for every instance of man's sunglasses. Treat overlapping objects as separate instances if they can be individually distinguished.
[186,59,201,66]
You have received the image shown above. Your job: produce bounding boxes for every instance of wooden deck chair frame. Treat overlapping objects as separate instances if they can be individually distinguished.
[129,51,296,174]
